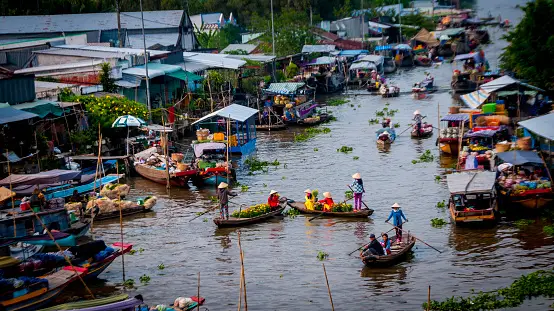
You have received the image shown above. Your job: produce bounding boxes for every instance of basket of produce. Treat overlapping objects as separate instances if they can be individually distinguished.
[100,183,131,200]
[196,129,210,141]
[171,153,184,162]
[231,204,271,218]
[177,163,190,171]
[517,137,531,150]
[495,142,511,153]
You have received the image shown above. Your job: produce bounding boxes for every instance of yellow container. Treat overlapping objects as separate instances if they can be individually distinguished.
[213,132,225,141]
[229,135,238,147]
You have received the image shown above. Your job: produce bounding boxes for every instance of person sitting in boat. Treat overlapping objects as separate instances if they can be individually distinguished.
[318,192,334,212]
[413,110,424,136]
[370,70,377,82]
[378,131,391,142]
[379,84,388,96]
[217,182,236,220]
[422,72,434,89]
[361,234,385,258]
[284,104,297,122]
[304,189,316,210]
[262,108,270,125]
[386,203,408,242]
[30,188,44,211]
[382,118,391,128]
[20,197,31,212]
[349,173,365,211]
[268,190,280,210]
[380,233,392,255]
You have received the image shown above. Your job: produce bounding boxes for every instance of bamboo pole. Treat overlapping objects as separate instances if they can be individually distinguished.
[6,152,16,237]
[161,114,171,190]
[322,263,335,311]
[227,115,231,185]
[237,266,243,311]
[456,120,465,171]
[237,231,247,311]
[437,102,441,158]
[427,285,431,311]
[91,124,103,234]
[197,272,201,311]
[34,131,41,171]
[117,161,126,282]
[207,75,214,112]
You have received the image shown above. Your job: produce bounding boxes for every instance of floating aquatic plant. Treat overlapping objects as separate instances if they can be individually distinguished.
[241,185,249,192]
[158,263,165,270]
[317,251,329,261]
[413,150,434,164]
[514,219,534,229]
[123,279,135,288]
[139,274,151,284]
[436,200,446,208]
[431,218,447,228]
[338,146,353,153]
[327,98,349,106]
[353,156,359,160]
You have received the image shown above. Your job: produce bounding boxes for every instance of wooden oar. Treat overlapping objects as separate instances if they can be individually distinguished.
[397,124,413,136]
[188,206,218,222]
[347,185,372,210]
[308,197,353,222]
[347,224,401,256]
[386,222,442,253]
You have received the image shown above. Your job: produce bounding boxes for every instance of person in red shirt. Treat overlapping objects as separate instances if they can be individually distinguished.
[268,190,280,209]
[318,192,335,211]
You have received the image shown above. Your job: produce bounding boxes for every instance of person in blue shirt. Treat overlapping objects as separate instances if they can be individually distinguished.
[386,202,408,242]
[380,233,392,255]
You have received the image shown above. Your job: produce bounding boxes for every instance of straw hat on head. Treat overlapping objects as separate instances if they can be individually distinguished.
[391,203,401,209]
[218,182,228,189]
[323,192,332,198]
[352,173,361,179]
[413,110,421,115]
[382,131,390,135]
[269,190,278,195]
[304,189,312,194]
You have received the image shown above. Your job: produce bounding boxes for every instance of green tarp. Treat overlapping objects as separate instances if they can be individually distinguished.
[12,100,66,118]
[167,70,203,82]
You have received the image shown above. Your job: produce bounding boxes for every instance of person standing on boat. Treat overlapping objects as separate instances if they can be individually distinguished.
[360,234,385,258]
[349,173,365,211]
[413,110,424,137]
[318,192,334,212]
[304,189,315,210]
[268,190,280,210]
[386,203,408,242]
[217,182,236,220]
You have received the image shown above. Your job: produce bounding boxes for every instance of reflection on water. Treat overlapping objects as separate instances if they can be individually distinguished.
[55,1,554,309]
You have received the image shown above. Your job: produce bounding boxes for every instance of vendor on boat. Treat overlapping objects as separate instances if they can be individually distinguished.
[382,118,391,128]
[413,110,424,137]
[268,190,280,210]
[319,192,334,211]
[284,104,297,122]
[381,233,392,255]
[386,203,408,242]
[217,182,236,220]
[378,131,391,142]
[349,173,365,211]
[304,189,315,210]
[70,190,85,216]
[360,234,385,258]
[30,188,45,211]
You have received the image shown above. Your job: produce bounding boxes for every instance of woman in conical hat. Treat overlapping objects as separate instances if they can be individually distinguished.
[217,182,236,220]
[386,203,408,242]
[349,173,365,211]
[268,190,280,209]
[318,192,334,212]
[304,189,315,211]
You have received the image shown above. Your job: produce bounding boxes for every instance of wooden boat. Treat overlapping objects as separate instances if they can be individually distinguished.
[38,295,204,311]
[81,242,132,279]
[361,235,416,267]
[411,123,433,138]
[134,163,197,187]
[376,128,396,147]
[296,113,329,126]
[84,197,156,221]
[381,88,400,98]
[256,123,287,131]
[288,202,374,218]
[0,267,85,311]
[447,171,498,224]
[439,139,460,155]
[383,57,397,73]
[213,203,286,228]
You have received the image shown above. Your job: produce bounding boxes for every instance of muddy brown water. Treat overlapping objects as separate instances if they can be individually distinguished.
[60,1,554,310]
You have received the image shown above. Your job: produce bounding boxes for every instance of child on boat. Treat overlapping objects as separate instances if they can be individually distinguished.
[217,182,236,220]
[304,189,315,210]
[385,203,408,242]
[319,192,334,211]
[349,173,365,211]
[381,233,392,255]
[268,190,280,210]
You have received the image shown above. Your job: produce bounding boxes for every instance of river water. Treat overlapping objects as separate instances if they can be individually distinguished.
[64,1,554,310]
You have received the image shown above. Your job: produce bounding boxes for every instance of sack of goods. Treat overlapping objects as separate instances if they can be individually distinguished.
[86,197,115,213]
[64,202,83,212]
[143,196,158,209]
[100,183,131,199]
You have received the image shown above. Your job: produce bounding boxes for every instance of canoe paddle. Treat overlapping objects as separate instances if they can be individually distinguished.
[385,222,442,254]
[347,223,402,256]
[188,205,218,222]
[308,197,353,222]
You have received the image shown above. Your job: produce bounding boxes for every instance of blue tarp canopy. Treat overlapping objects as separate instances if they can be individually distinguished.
[375,45,393,51]
[264,82,305,95]
[308,56,336,66]
[393,44,412,50]
[496,151,544,166]
[337,50,369,56]
[453,52,477,61]
[463,127,506,138]
[441,114,470,122]
[518,113,554,141]
[0,106,39,124]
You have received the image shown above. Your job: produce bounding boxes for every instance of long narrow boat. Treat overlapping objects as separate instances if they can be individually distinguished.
[84,198,156,221]
[134,164,197,187]
[213,204,286,228]
[447,171,498,225]
[38,295,204,311]
[362,235,416,267]
[0,267,85,311]
[411,123,433,138]
[288,202,374,218]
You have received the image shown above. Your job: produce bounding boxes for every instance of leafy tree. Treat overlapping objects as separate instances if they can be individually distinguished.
[399,13,436,38]
[99,63,117,93]
[500,0,554,90]
[285,62,299,79]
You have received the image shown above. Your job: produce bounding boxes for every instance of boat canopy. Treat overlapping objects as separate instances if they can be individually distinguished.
[393,44,412,50]
[447,171,496,194]
[480,75,545,93]
[357,55,384,64]
[264,82,305,95]
[496,150,544,166]
[463,126,506,138]
[193,142,227,157]
[307,56,336,66]
[336,49,369,56]
[0,106,39,125]
[0,169,82,187]
[145,124,173,132]
[518,113,554,141]
[460,89,491,109]
[375,45,393,51]
[349,61,377,71]
[302,45,336,53]
[192,104,258,125]
[411,28,439,47]
[453,52,477,61]
[441,114,470,122]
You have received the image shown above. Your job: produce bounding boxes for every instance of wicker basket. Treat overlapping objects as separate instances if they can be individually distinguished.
[517,137,532,150]
[495,143,511,153]
[449,106,460,114]
[171,153,184,162]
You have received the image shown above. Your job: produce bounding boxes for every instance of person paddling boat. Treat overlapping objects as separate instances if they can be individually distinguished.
[217,182,236,220]
[386,203,408,242]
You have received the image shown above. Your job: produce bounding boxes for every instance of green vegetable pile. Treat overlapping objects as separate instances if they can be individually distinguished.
[331,202,353,212]
[283,208,300,218]
[514,219,534,229]
[231,203,271,218]
[431,218,448,228]
[423,269,554,311]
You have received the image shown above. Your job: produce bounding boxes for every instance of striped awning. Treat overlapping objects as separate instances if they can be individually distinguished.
[460,89,490,109]
[264,82,305,95]
[375,45,392,51]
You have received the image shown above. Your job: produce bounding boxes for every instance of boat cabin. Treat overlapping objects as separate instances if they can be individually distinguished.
[447,171,498,224]
[348,55,385,84]
[303,56,346,93]
[459,126,510,170]
[0,208,70,238]
[192,104,258,155]
[439,113,470,155]
[262,82,317,123]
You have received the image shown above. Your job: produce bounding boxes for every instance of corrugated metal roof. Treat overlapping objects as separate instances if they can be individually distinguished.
[441,114,470,122]
[180,61,210,73]
[0,106,38,124]
[14,59,104,74]
[221,44,258,54]
[226,54,275,62]
[57,45,169,57]
[302,45,336,53]
[0,10,184,35]
[480,75,545,93]
[308,56,336,65]
[518,113,554,141]
[123,63,181,78]
[349,61,377,71]
[127,33,180,50]
[264,82,305,94]
[192,104,258,125]
[356,55,384,64]
[34,47,126,59]
[182,52,246,69]
[447,171,496,194]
